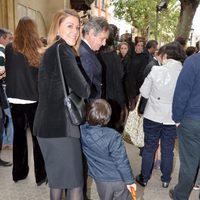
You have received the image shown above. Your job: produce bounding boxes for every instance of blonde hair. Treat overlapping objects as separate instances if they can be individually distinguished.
[47,9,80,47]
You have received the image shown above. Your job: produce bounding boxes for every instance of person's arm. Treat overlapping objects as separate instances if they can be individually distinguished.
[172,58,195,123]
[109,131,135,184]
[139,68,154,99]
[59,44,90,99]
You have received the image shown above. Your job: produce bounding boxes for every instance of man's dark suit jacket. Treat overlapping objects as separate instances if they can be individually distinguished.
[79,40,102,99]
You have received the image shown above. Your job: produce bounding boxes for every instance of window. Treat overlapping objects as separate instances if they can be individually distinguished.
[101,0,105,10]
[95,0,98,7]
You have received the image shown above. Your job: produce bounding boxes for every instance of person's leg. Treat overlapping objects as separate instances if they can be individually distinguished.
[50,188,63,200]
[153,142,161,170]
[95,181,114,200]
[3,107,13,147]
[95,181,132,200]
[140,118,162,182]
[66,187,83,200]
[11,104,29,181]
[194,168,200,190]
[113,182,132,200]
[173,119,200,200]
[160,124,176,184]
[26,103,46,184]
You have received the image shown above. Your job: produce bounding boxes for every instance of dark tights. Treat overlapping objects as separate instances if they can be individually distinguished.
[50,187,83,200]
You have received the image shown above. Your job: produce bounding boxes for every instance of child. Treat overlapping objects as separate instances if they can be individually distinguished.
[80,99,136,200]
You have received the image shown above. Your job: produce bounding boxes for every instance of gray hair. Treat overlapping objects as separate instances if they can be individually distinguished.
[82,16,109,36]
[0,28,12,38]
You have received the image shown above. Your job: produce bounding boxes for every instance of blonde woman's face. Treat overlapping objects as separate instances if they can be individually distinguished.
[120,44,128,57]
[58,15,80,46]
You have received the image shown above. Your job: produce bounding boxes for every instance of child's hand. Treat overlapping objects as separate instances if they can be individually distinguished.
[127,183,137,192]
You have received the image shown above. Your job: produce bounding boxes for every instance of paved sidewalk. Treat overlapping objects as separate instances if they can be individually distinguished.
[0,134,199,200]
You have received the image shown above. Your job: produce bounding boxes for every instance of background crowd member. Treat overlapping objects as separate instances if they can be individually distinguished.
[125,37,148,110]
[97,24,126,132]
[79,16,109,100]
[185,46,196,57]
[118,41,131,107]
[0,28,13,150]
[80,99,136,200]
[5,17,46,185]
[33,9,90,200]
[136,42,186,188]
[143,40,158,63]
[0,28,13,166]
[170,49,200,200]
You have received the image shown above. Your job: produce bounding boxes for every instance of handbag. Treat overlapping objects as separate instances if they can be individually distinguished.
[57,44,86,125]
[123,95,144,147]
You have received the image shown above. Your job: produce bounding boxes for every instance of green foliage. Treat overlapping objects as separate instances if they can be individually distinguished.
[111,0,180,42]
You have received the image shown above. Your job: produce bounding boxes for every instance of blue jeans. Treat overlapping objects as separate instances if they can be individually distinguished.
[141,118,176,183]
[174,118,200,200]
[3,107,13,145]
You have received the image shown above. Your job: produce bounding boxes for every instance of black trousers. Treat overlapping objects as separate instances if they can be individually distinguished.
[11,103,46,183]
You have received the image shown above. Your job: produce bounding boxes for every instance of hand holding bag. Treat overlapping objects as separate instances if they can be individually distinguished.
[123,95,144,147]
[57,44,86,125]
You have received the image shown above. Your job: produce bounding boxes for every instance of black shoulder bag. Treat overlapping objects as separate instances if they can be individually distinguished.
[56,44,86,125]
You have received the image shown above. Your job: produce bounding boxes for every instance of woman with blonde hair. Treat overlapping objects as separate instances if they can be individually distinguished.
[5,17,46,185]
[33,9,90,200]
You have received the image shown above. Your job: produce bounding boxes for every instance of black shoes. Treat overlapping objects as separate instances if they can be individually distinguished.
[0,159,12,167]
[136,174,147,187]
[169,189,174,199]
[162,182,169,188]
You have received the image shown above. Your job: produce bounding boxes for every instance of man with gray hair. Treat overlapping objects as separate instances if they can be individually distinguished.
[79,16,109,200]
[79,16,109,100]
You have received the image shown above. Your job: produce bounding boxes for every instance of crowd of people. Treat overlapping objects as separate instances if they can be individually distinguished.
[0,8,200,200]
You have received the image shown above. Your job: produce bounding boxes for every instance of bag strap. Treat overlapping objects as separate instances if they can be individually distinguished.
[56,43,70,102]
[135,94,141,110]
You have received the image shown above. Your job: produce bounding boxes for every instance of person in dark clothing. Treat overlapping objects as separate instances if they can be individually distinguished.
[143,45,165,78]
[118,42,131,107]
[5,17,46,185]
[79,16,110,200]
[125,38,149,110]
[79,16,109,100]
[143,40,158,63]
[170,51,200,200]
[97,25,126,131]
[0,28,13,167]
[33,9,90,200]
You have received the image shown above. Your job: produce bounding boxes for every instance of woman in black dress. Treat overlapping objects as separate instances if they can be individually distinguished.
[33,9,90,200]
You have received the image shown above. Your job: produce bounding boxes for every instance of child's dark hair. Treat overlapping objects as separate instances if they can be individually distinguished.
[86,99,111,126]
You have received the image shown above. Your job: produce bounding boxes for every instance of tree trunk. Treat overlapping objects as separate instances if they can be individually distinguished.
[176,0,200,40]
[175,0,199,41]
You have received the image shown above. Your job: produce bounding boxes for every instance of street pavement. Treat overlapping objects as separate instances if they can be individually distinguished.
[0,133,199,200]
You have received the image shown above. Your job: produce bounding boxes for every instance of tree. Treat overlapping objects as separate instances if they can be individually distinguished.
[176,0,200,40]
[111,0,200,44]
[111,0,179,42]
